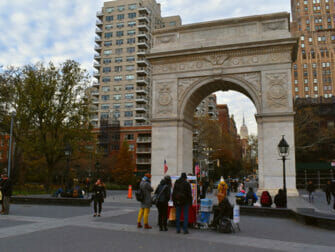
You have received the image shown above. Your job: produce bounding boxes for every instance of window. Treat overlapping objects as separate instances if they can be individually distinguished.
[314,86,318,91]
[312,63,316,68]
[124,120,133,126]
[113,111,120,118]
[114,86,122,91]
[105,24,113,30]
[115,66,122,72]
[308,37,312,42]
[115,48,123,54]
[105,7,114,13]
[102,77,111,82]
[116,39,123,45]
[169,21,176,27]
[301,43,305,48]
[125,84,134,90]
[301,36,304,41]
[100,112,109,120]
[304,79,308,84]
[125,102,133,108]
[294,80,298,84]
[104,41,112,47]
[331,35,335,41]
[129,144,134,150]
[113,103,120,109]
[303,64,307,69]
[117,14,124,20]
[126,74,134,80]
[101,104,110,110]
[125,134,134,140]
[126,56,135,62]
[101,95,110,101]
[104,32,113,38]
[117,5,125,11]
[304,86,309,91]
[105,16,113,22]
[116,31,124,37]
[115,57,122,62]
[128,4,137,10]
[124,111,133,117]
[128,21,136,27]
[127,30,136,35]
[103,58,112,64]
[103,67,111,73]
[128,12,136,18]
[117,22,124,28]
[295,87,299,92]
[127,38,135,44]
[125,93,134,99]
[113,94,122,100]
[313,78,318,83]
[127,47,135,53]
[114,75,122,81]
[126,65,135,71]
[103,49,112,55]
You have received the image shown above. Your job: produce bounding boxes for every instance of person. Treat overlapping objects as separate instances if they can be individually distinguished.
[137,173,153,229]
[154,175,171,231]
[245,187,258,206]
[217,179,227,204]
[0,173,12,215]
[172,172,192,234]
[84,177,91,198]
[238,181,245,192]
[274,189,287,208]
[307,180,316,203]
[260,191,272,207]
[325,180,332,205]
[201,178,209,199]
[92,179,106,217]
[212,197,233,229]
[331,180,335,210]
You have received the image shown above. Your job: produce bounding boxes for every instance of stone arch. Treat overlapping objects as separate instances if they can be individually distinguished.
[179,75,261,125]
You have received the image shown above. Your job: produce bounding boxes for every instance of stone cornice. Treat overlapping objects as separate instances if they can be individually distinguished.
[153,12,290,35]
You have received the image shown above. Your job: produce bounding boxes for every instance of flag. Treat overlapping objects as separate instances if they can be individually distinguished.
[164,159,168,174]
[195,162,200,175]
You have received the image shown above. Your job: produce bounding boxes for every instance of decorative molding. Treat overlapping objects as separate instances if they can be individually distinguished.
[156,83,173,115]
[262,21,286,31]
[265,73,288,109]
[234,72,261,95]
[178,77,201,102]
[155,33,177,45]
[204,54,230,65]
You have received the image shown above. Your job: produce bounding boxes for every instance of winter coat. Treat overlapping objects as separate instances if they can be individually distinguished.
[245,190,258,206]
[172,177,192,207]
[154,179,171,205]
[93,184,106,202]
[140,179,153,208]
[260,191,272,207]
[274,192,286,208]
[0,178,12,197]
[307,183,316,193]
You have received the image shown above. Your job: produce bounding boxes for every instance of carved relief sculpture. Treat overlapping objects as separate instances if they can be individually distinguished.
[265,73,288,109]
[156,84,173,115]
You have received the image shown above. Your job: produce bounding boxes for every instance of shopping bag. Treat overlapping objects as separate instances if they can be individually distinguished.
[169,207,176,221]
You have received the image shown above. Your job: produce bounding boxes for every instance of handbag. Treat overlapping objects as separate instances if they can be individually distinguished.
[0,191,2,201]
[152,185,167,205]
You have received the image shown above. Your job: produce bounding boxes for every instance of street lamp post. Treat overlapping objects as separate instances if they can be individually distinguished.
[7,112,15,178]
[277,135,289,208]
[64,143,72,185]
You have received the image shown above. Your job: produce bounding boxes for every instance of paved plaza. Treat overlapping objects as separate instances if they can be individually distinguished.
[0,191,334,252]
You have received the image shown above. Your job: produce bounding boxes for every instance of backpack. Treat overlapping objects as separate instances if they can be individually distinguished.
[135,188,144,202]
[246,191,255,205]
[261,192,270,206]
[172,182,186,205]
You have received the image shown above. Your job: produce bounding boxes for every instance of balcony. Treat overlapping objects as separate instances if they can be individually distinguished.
[92,99,99,104]
[136,148,151,154]
[136,87,148,95]
[137,40,149,49]
[137,137,151,143]
[138,23,150,31]
[95,28,102,35]
[137,15,149,23]
[136,67,149,76]
[95,36,102,43]
[94,54,101,60]
[136,77,149,85]
[137,49,148,56]
[90,117,99,122]
[135,105,147,112]
[93,71,100,78]
[136,158,151,165]
[137,32,149,40]
[136,122,150,126]
[93,62,101,69]
[208,104,215,109]
[208,111,215,116]
[138,7,150,15]
[92,81,100,87]
[137,58,149,66]
[135,114,147,121]
[91,90,99,96]
[94,45,102,52]
[96,20,103,26]
[136,95,148,103]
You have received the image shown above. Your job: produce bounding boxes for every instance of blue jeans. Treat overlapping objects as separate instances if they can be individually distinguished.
[176,204,189,232]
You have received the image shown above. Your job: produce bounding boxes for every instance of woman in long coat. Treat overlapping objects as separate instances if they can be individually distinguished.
[137,173,153,229]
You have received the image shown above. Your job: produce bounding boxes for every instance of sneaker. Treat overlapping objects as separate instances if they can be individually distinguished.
[93,213,97,217]
[137,223,143,228]
[144,224,152,229]
[97,214,101,217]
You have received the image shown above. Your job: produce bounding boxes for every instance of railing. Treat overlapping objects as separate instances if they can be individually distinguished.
[136,148,151,153]
[137,137,151,142]
[136,159,151,164]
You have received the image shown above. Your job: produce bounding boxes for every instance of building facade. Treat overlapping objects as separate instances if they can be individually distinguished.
[92,0,181,174]
[291,0,335,99]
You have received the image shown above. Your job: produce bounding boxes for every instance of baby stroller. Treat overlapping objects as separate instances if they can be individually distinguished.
[211,198,235,233]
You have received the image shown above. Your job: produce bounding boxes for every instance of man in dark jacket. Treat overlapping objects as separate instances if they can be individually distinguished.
[0,173,12,215]
[172,172,192,234]
[307,180,316,203]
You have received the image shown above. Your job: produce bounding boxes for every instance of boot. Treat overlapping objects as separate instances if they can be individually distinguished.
[163,226,168,231]
[137,222,143,228]
[159,226,163,231]
[144,224,152,229]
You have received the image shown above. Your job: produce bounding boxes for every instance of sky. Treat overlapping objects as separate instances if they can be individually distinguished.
[0,0,291,135]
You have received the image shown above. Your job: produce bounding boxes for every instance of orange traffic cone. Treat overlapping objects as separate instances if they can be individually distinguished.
[127,185,132,199]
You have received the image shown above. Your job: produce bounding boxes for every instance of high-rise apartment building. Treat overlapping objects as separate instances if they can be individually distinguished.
[291,0,335,99]
[91,0,181,175]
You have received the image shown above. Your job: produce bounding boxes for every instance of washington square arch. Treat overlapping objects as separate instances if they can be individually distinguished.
[147,12,299,196]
